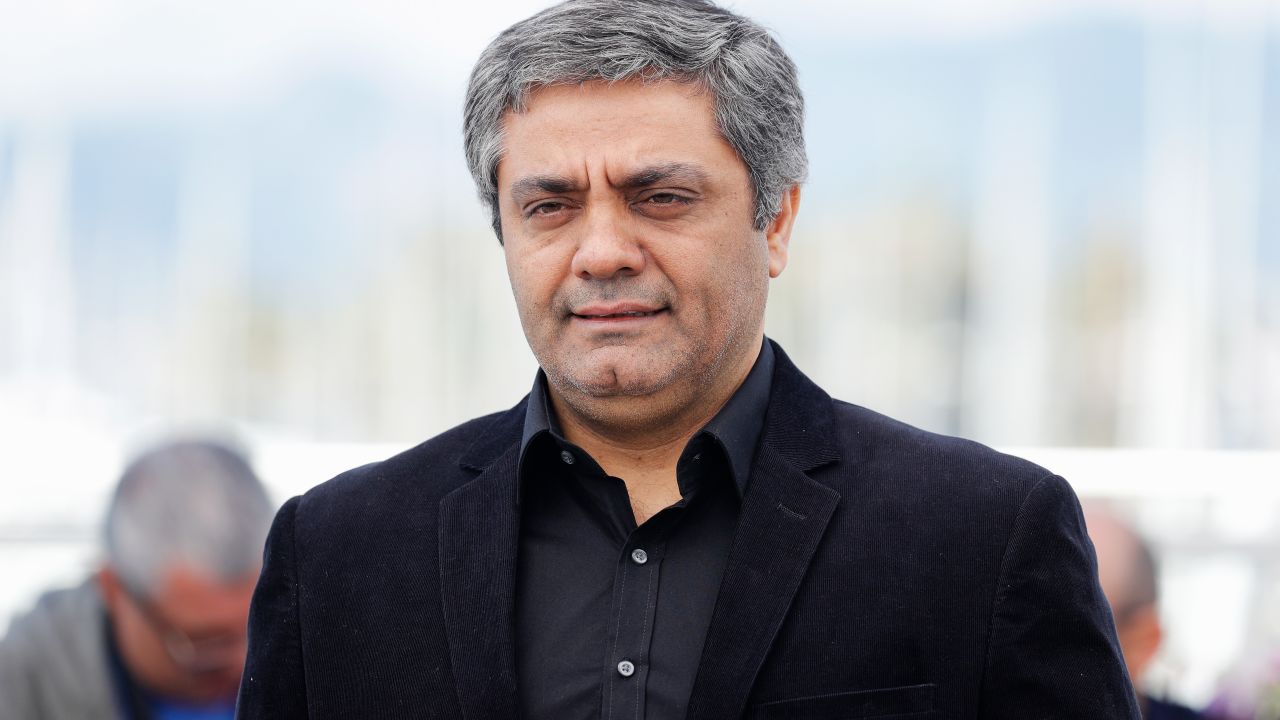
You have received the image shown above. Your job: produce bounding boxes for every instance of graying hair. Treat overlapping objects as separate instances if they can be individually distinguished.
[464,0,807,241]
[103,439,274,597]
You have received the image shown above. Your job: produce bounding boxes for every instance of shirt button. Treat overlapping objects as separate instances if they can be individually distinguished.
[560,450,575,465]
[617,660,636,677]
[630,548,648,565]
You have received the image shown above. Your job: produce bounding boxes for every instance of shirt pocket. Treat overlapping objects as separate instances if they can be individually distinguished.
[747,683,935,720]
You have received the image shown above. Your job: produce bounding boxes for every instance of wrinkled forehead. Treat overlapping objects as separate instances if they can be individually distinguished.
[496,79,738,186]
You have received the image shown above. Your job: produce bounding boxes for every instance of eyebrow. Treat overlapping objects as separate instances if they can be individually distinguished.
[510,174,579,207]
[508,162,710,207]
[616,162,710,190]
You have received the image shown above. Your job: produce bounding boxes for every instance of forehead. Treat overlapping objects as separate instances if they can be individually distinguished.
[497,79,742,185]
[152,566,257,617]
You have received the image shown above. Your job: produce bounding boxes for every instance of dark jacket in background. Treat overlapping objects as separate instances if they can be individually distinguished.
[1148,696,1204,720]
[236,342,1140,719]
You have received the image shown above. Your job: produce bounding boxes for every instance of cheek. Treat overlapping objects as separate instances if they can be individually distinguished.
[505,246,563,323]
[678,232,768,297]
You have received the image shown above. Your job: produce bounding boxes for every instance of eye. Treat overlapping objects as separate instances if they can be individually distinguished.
[527,201,566,218]
[645,193,687,206]
[632,191,694,218]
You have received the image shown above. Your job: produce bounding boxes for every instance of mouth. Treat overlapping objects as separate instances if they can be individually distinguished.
[573,310,663,319]
[569,304,668,322]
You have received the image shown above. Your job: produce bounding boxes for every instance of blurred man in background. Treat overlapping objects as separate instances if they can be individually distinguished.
[0,439,274,720]
[1087,505,1205,720]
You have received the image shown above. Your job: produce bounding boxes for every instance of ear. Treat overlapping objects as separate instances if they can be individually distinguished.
[766,185,801,278]
[96,567,123,613]
[1117,604,1164,683]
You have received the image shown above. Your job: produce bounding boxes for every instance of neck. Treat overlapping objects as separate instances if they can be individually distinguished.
[552,395,711,480]
[547,337,761,521]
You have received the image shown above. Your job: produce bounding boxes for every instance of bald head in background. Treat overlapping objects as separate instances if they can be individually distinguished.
[1086,506,1210,720]
[1086,505,1161,684]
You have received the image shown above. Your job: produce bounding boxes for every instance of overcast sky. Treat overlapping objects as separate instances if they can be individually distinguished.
[1,0,1275,115]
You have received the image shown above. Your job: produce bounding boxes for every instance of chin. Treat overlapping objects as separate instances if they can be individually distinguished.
[568,369,660,398]
[557,355,681,398]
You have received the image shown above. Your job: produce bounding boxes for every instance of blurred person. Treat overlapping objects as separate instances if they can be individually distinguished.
[1086,505,1204,720]
[0,439,274,720]
[238,1,1138,718]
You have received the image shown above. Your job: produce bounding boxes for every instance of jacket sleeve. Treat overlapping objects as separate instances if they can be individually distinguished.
[0,620,41,719]
[237,495,309,719]
[978,474,1141,719]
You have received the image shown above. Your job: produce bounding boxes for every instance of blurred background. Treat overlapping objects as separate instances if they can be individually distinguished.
[1,0,1278,712]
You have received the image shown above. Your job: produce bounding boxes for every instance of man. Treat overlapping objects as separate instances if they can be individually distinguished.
[1086,506,1204,720]
[238,1,1140,717]
[0,439,274,720]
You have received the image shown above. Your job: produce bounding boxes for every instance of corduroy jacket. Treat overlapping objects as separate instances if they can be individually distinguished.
[236,341,1140,719]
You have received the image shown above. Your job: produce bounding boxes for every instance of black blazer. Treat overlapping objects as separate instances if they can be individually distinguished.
[237,343,1140,719]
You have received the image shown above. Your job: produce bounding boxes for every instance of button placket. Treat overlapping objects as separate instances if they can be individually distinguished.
[601,535,665,720]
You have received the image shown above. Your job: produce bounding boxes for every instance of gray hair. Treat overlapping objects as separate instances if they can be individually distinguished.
[103,439,274,597]
[463,0,807,241]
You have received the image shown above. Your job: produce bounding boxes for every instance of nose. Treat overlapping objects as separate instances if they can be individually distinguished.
[570,204,646,280]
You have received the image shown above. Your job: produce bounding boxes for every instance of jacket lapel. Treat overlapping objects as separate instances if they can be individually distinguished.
[439,407,525,720]
[685,342,847,720]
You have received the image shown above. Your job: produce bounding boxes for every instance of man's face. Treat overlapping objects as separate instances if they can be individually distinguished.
[101,565,257,703]
[497,79,793,423]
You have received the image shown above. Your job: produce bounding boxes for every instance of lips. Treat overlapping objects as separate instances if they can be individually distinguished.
[575,310,661,319]
[570,303,667,320]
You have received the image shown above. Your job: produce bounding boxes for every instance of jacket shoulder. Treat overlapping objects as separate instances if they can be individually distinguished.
[293,404,524,536]
[828,399,1056,503]
[0,581,103,664]
[0,581,114,716]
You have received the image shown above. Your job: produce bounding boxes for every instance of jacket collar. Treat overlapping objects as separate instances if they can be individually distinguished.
[759,340,845,472]
[457,397,527,473]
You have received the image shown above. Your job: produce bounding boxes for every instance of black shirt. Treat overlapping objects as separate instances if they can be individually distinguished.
[514,342,774,720]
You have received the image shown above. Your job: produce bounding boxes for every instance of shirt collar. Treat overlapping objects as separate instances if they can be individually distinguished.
[518,339,774,499]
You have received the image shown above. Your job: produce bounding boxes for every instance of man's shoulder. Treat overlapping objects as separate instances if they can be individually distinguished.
[825,398,1057,504]
[1,580,102,653]
[0,580,112,712]
[765,343,1058,509]
[293,402,526,526]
